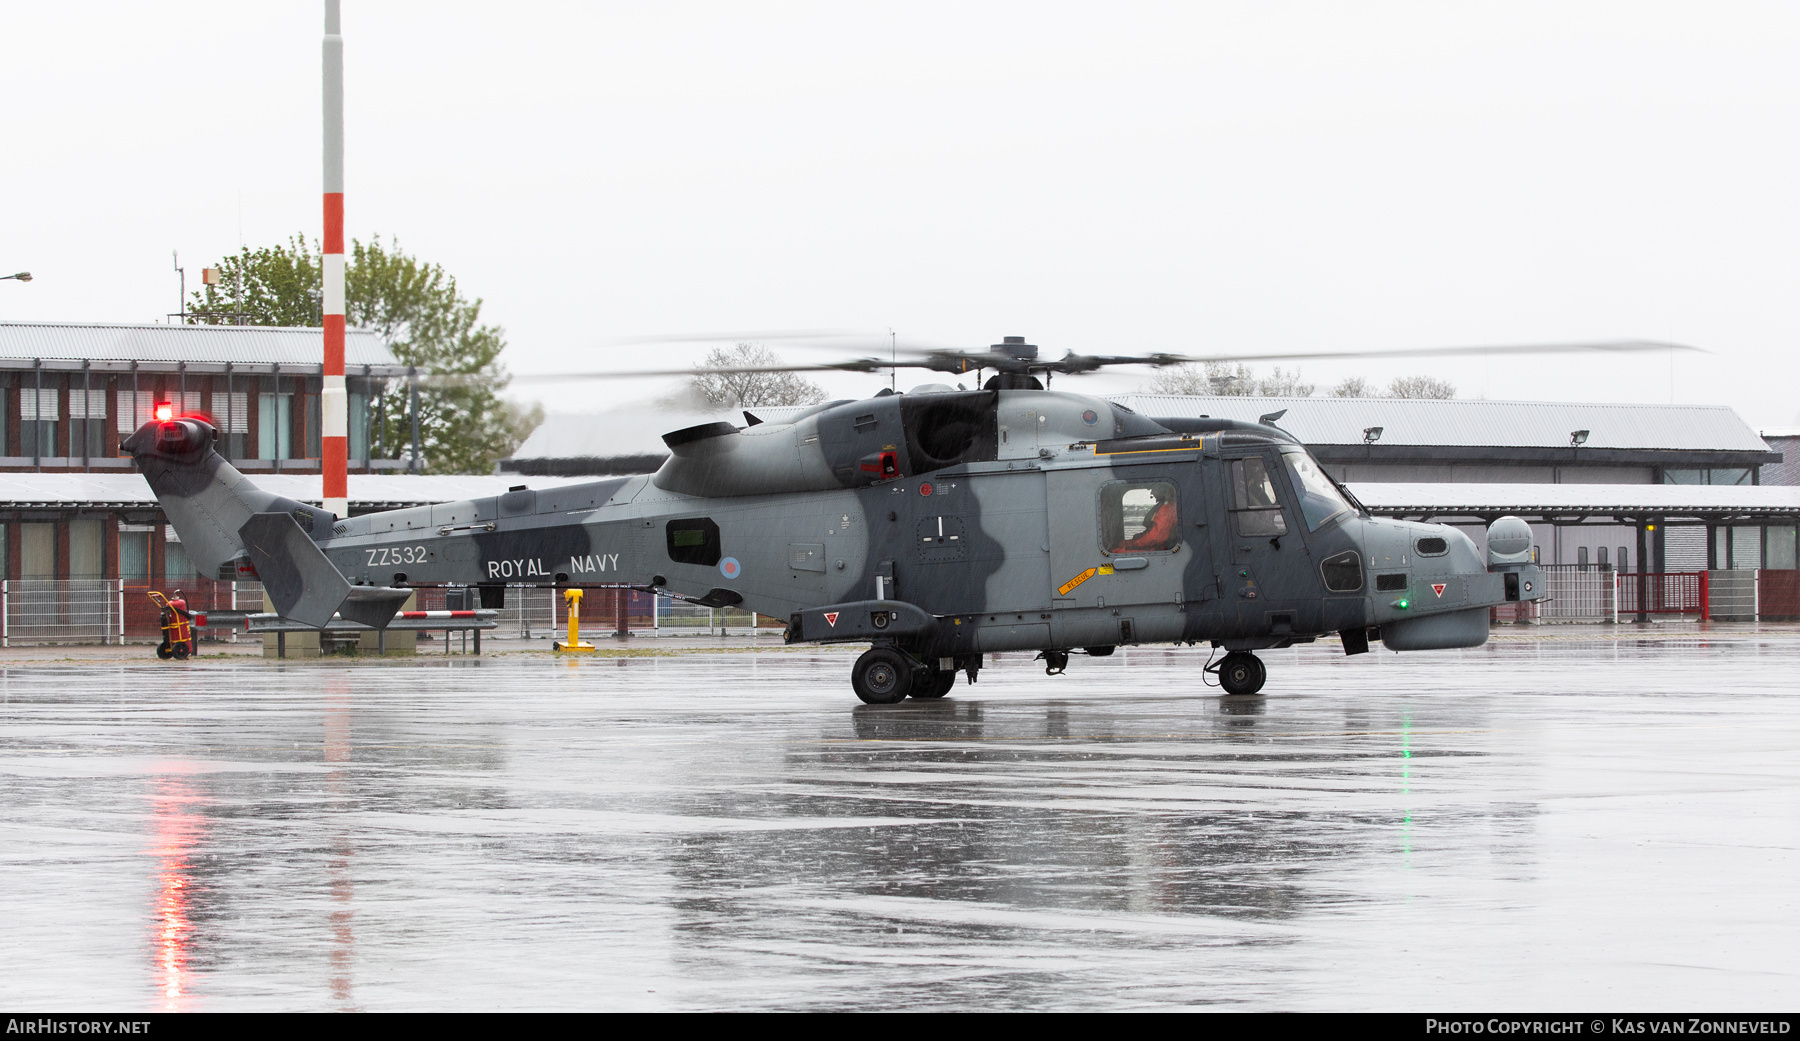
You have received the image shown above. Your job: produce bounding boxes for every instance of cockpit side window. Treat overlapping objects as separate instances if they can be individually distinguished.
[1101,480,1181,553]
[1230,457,1289,537]
[1281,448,1353,532]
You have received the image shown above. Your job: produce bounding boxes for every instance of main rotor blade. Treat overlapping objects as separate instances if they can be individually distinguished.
[440,358,907,386]
[1130,340,1703,368]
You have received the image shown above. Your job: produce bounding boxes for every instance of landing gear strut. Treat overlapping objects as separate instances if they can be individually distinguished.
[912,665,955,700]
[1215,651,1266,696]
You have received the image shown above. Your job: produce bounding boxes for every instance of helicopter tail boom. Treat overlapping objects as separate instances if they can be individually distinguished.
[123,416,398,628]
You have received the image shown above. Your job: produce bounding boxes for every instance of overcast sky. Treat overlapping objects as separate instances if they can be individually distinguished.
[3,2,1798,428]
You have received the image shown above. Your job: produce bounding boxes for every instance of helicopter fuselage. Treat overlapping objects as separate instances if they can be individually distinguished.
[301,387,1523,659]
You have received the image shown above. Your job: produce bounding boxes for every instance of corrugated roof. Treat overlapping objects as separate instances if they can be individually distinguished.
[0,473,596,509]
[0,322,401,370]
[1111,394,1770,453]
[1346,482,1800,516]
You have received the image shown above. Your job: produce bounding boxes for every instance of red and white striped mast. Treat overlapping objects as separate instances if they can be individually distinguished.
[321,0,349,518]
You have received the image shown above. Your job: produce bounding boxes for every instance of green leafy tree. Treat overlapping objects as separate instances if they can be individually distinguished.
[187,236,539,473]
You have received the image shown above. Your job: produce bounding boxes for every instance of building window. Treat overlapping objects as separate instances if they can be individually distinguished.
[119,525,152,582]
[1597,546,1609,569]
[1230,457,1288,537]
[165,534,194,584]
[1665,468,1755,486]
[19,522,54,579]
[20,388,59,458]
[349,390,369,462]
[1101,481,1180,553]
[214,390,249,458]
[1731,526,1762,570]
[304,393,322,458]
[68,390,106,459]
[1578,546,1589,570]
[117,391,155,439]
[1618,546,1629,572]
[259,393,293,459]
[1767,526,1797,570]
[68,519,103,578]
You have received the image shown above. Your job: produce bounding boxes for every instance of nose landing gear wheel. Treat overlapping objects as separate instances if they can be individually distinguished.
[852,647,914,704]
[1216,651,1266,696]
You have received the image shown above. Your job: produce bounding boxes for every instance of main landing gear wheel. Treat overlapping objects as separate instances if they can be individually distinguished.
[911,667,955,700]
[852,647,914,705]
[1216,651,1266,696]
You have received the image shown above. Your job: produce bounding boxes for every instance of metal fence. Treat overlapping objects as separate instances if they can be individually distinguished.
[1538,567,1619,622]
[411,585,785,640]
[1708,571,1757,621]
[1617,571,1707,617]
[2,579,124,645]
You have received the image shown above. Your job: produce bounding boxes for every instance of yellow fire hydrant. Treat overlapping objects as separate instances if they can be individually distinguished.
[554,588,596,653]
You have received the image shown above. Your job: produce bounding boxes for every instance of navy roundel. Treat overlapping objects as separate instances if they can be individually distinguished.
[1082,409,1098,425]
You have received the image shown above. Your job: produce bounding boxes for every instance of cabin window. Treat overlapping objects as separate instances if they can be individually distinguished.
[1229,457,1288,537]
[1100,481,1180,553]
[665,518,722,566]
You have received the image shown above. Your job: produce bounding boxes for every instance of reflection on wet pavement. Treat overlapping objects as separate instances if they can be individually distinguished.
[2,636,1798,1010]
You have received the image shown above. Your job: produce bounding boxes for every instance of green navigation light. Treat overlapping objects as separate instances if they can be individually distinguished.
[1392,598,1409,610]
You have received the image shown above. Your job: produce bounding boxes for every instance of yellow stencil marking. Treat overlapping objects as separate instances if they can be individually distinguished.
[1058,568,1098,596]
[1098,565,1114,575]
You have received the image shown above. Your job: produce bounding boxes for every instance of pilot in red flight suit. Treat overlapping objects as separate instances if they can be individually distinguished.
[1115,488,1178,552]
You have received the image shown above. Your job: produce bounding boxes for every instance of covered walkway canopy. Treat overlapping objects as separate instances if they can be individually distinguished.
[1345,482,1800,524]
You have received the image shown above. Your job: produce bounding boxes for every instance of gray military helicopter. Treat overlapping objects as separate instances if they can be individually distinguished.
[126,335,1676,702]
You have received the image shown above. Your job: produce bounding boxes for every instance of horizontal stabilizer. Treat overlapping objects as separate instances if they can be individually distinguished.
[338,586,414,631]
[238,512,351,628]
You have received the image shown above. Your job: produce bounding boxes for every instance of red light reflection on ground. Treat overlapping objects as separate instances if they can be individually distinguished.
[145,776,206,1011]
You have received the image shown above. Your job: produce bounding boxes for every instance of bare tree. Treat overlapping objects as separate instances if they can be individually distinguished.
[1254,365,1314,397]
[1145,361,1259,396]
[1386,374,1456,399]
[690,343,827,409]
[1331,376,1374,398]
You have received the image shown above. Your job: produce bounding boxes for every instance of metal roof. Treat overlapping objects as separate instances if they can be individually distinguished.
[0,322,405,374]
[0,473,595,511]
[1346,482,1800,519]
[1112,394,1771,453]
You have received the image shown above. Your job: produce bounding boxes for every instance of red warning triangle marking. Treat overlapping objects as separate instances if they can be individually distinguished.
[823,612,839,627]
[1432,583,1447,597]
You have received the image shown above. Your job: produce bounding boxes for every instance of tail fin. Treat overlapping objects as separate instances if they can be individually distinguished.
[125,416,380,628]
[237,511,350,627]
